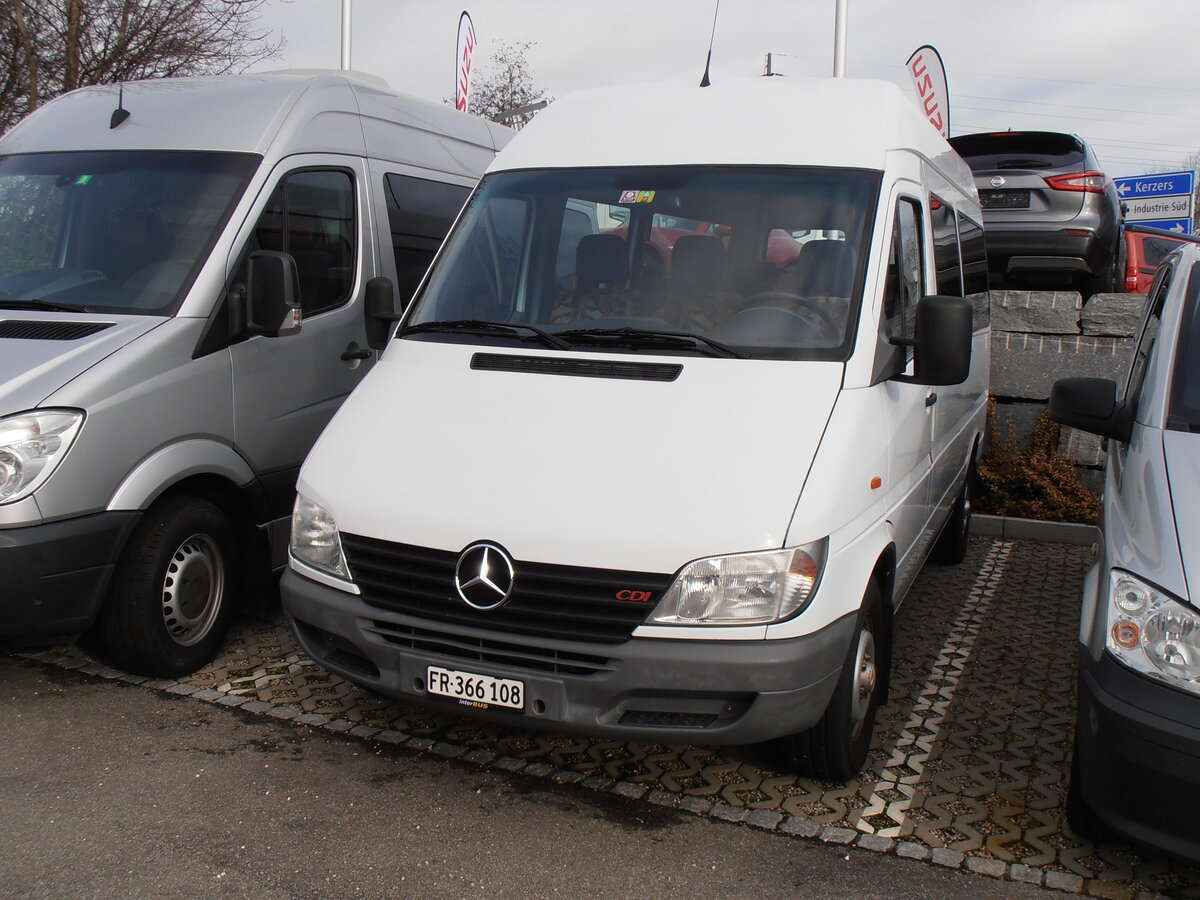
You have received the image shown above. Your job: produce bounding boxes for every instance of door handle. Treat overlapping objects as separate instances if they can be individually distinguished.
[341,345,371,361]
[925,392,938,407]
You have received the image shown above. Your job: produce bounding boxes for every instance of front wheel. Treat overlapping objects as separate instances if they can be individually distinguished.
[933,469,974,564]
[778,582,887,780]
[98,496,236,677]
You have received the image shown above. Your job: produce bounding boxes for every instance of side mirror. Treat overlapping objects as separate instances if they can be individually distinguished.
[364,276,401,350]
[246,250,301,337]
[893,295,972,386]
[1049,377,1133,443]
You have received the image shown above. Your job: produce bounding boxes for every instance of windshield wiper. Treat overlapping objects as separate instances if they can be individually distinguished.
[556,326,745,359]
[0,298,92,313]
[397,319,571,351]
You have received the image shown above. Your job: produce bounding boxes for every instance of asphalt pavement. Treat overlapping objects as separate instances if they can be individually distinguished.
[1,654,1053,900]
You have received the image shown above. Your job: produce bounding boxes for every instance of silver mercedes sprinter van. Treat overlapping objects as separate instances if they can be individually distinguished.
[0,72,509,676]
[283,77,990,778]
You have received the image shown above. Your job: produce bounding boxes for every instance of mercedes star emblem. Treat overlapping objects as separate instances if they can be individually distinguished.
[990,175,1006,188]
[454,542,516,610]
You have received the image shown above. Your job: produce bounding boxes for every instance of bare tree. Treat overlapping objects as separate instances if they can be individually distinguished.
[470,40,551,130]
[0,0,282,134]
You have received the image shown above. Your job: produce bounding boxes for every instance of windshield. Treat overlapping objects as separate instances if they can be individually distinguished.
[0,150,257,315]
[405,166,880,360]
[1168,262,1200,429]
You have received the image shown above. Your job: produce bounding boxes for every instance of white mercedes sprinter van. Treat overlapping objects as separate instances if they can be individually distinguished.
[283,77,990,778]
[0,72,509,676]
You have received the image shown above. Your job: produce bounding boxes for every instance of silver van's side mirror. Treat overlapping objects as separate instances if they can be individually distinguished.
[364,276,401,350]
[246,250,301,337]
[1050,377,1134,443]
[892,294,973,386]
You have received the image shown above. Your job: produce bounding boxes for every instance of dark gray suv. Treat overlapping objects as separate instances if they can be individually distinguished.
[949,131,1122,295]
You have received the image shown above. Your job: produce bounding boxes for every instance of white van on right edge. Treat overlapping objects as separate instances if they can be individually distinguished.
[281,77,990,779]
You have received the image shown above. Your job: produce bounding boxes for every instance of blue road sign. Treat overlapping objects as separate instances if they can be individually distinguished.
[1135,218,1192,234]
[1115,171,1195,200]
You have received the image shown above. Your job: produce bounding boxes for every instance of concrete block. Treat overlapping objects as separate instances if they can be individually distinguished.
[1082,293,1147,337]
[965,857,1007,878]
[1045,871,1085,893]
[779,816,821,838]
[930,847,965,869]
[747,810,784,830]
[990,400,1046,448]
[991,290,1081,334]
[895,842,931,860]
[712,803,750,823]
[1010,864,1044,885]
[991,332,1134,401]
[855,833,896,853]
[819,826,858,845]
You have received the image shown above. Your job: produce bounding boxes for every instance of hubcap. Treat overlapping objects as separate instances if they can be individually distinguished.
[849,627,877,739]
[160,533,223,646]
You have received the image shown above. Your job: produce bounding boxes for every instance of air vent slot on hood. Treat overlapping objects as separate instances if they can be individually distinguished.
[0,320,114,341]
[471,352,682,382]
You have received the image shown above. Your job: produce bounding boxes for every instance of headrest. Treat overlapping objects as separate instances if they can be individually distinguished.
[671,234,725,289]
[793,240,856,297]
[576,233,628,288]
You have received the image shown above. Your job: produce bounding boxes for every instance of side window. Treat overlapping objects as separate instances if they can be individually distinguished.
[1126,261,1172,405]
[958,212,990,329]
[884,198,924,347]
[384,173,470,304]
[931,196,963,298]
[246,169,355,317]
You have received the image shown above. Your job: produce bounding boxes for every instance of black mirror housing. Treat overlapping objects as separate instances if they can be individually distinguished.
[246,250,301,337]
[893,295,973,386]
[364,276,400,350]
[1050,377,1134,443]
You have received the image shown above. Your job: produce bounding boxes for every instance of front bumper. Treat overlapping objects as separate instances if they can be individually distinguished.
[282,568,855,744]
[0,511,140,641]
[1074,647,1200,864]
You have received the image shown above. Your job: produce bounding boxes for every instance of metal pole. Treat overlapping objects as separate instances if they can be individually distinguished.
[340,0,352,70]
[832,0,847,77]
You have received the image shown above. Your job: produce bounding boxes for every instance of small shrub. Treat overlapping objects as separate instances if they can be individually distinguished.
[977,402,1101,524]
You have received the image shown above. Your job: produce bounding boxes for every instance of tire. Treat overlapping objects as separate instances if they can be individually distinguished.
[779,582,887,780]
[1066,742,1111,841]
[98,496,236,678]
[933,469,974,565]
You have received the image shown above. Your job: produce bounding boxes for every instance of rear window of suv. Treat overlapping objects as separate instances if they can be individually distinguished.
[949,132,1085,170]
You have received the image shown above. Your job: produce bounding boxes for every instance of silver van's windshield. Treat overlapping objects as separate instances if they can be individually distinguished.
[0,150,257,315]
[405,166,881,360]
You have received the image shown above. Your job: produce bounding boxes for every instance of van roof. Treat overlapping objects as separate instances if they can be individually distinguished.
[490,77,971,184]
[0,72,510,176]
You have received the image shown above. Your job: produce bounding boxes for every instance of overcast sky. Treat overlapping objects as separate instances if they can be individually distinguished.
[249,0,1200,177]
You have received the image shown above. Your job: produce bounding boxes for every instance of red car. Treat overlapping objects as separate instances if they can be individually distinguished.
[1122,224,1200,293]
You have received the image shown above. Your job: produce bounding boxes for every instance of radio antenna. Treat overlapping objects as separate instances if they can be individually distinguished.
[110,83,130,129]
[699,0,721,87]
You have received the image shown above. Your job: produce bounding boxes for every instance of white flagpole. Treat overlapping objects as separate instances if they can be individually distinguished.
[341,0,353,70]
[833,0,847,77]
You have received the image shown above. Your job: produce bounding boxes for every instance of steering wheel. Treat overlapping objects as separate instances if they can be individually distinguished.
[742,291,839,333]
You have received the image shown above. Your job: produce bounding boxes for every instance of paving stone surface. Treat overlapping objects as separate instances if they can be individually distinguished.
[31,537,1200,897]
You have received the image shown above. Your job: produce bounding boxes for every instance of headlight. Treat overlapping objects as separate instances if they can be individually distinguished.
[0,409,84,504]
[649,540,827,626]
[1106,570,1200,695]
[290,494,351,582]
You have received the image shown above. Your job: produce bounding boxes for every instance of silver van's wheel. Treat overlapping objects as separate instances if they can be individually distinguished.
[778,582,887,781]
[99,496,235,677]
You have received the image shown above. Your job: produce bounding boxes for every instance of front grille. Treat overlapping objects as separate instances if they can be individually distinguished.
[619,710,718,728]
[0,320,113,340]
[364,620,614,676]
[341,533,673,644]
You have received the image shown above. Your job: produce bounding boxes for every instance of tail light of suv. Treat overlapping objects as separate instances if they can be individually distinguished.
[1045,171,1107,194]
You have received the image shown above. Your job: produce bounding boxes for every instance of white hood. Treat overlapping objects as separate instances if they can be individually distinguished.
[301,340,843,575]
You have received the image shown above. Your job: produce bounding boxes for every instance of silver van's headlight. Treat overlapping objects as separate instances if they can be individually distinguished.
[290,494,351,581]
[0,409,84,504]
[1106,570,1200,695]
[650,540,827,626]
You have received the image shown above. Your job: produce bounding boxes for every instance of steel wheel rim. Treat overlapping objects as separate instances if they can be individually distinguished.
[849,626,877,739]
[161,533,223,646]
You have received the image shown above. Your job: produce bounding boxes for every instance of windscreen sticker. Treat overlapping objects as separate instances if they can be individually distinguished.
[74,175,93,185]
[619,190,656,204]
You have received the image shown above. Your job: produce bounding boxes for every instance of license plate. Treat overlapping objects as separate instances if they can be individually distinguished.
[426,665,525,710]
[980,190,1030,210]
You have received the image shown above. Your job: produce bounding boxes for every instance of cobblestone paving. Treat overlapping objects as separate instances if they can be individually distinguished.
[33,537,1200,897]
